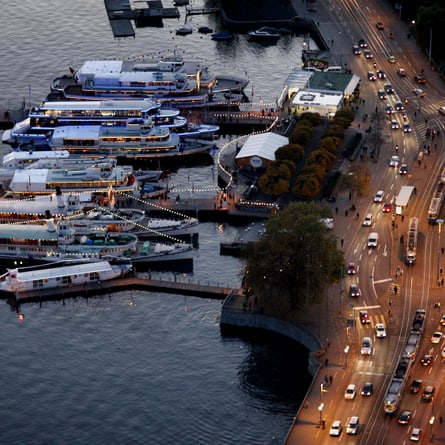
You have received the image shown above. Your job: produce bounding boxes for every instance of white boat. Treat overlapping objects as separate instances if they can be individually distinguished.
[48,118,212,159]
[0,261,132,295]
[248,27,281,42]
[1,99,181,147]
[0,219,194,266]
[176,26,193,36]
[8,162,139,196]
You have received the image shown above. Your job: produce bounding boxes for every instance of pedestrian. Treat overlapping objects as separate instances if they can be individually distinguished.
[329,375,333,385]
[349,192,352,201]
[325,374,328,384]
[335,206,338,215]
[327,338,331,347]
[340,238,344,247]
[440,416,443,424]
[325,358,329,367]
[356,212,360,220]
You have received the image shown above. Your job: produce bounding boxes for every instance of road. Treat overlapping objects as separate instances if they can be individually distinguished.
[285,0,445,443]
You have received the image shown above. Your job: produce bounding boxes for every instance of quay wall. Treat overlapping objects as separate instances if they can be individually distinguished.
[220,294,322,376]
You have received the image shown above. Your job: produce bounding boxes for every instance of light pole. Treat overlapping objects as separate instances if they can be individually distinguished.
[318,402,324,427]
[429,415,435,441]
[344,345,349,368]
[437,220,443,284]
[429,27,433,66]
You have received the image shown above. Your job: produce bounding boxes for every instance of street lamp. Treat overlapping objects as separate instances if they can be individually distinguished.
[344,345,350,368]
[429,415,435,441]
[318,402,324,427]
[437,219,443,284]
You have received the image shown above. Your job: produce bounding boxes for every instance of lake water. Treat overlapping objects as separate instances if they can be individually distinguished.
[0,1,312,444]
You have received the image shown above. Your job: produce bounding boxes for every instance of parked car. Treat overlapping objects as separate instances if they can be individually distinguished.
[345,384,357,399]
[346,416,359,435]
[361,382,374,396]
[375,323,386,338]
[409,379,422,394]
[359,310,371,324]
[398,410,412,425]
[329,420,342,436]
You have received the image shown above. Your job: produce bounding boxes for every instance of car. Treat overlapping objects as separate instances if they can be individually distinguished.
[383,202,392,213]
[347,262,357,275]
[389,55,396,63]
[421,353,433,366]
[361,382,374,396]
[346,416,359,435]
[414,75,426,84]
[409,379,422,394]
[374,190,384,202]
[362,213,373,226]
[442,346,445,358]
[440,314,445,326]
[329,420,342,436]
[358,39,367,48]
[439,106,445,116]
[367,71,377,81]
[431,331,442,343]
[349,284,361,297]
[403,123,412,133]
[345,383,357,399]
[390,155,400,167]
[364,49,373,59]
[398,410,412,425]
[410,428,422,442]
[391,119,399,129]
[378,89,387,100]
[359,310,371,324]
[399,164,408,175]
[422,385,435,401]
[375,323,386,338]
[377,69,386,79]
[384,83,394,94]
[395,101,404,111]
[413,88,426,97]
[397,67,406,77]
[360,337,373,355]
[376,22,384,30]
[385,104,394,115]
[353,45,361,55]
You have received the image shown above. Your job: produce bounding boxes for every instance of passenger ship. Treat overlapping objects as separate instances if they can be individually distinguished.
[1,98,183,147]
[48,118,212,159]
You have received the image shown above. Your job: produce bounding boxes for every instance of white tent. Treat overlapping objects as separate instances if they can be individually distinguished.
[235,132,289,163]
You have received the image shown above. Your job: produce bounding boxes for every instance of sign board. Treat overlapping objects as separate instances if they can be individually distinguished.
[250,156,263,168]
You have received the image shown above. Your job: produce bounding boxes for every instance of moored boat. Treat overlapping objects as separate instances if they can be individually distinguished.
[0,261,132,295]
[211,32,234,41]
[248,27,281,42]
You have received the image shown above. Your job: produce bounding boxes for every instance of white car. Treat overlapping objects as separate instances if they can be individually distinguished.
[360,337,373,355]
[391,120,399,129]
[346,416,359,435]
[345,383,357,399]
[439,106,445,116]
[390,155,400,167]
[431,331,442,344]
[413,88,426,97]
[375,323,387,338]
[374,190,384,202]
[362,213,373,226]
[410,428,422,441]
[329,420,342,437]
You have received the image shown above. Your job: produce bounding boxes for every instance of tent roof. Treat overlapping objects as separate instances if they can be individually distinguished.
[235,132,289,161]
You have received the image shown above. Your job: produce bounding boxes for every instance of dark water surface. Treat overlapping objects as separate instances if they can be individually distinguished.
[0,1,312,444]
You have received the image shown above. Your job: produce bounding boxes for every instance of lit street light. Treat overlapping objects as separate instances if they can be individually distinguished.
[344,345,350,368]
[429,415,435,441]
[318,402,324,427]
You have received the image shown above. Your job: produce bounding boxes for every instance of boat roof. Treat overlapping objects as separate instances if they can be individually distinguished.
[52,125,102,140]
[11,261,114,282]
[36,99,160,112]
[3,150,71,165]
[0,222,59,240]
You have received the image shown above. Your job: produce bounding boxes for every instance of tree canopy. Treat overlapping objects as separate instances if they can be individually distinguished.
[242,202,344,317]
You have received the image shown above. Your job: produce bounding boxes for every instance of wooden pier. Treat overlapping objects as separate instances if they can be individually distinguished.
[4,274,242,306]
[185,6,219,16]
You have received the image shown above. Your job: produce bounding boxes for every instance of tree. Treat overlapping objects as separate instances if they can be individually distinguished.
[275,143,304,164]
[258,162,293,196]
[242,202,344,317]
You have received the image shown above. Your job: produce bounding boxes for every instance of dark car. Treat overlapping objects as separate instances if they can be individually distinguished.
[353,45,361,55]
[377,70,386,79]
[384,83,394,94]
[349,284,361,297]
[414,75,426,84]
[422,385,435,401]
[421,353,433,366]
[410,379,422,394]
[376,22,384,30]
[358,39,367,48]
[440,314,445,326]
[359,310,371,324]
[398,410,411,425]
[367,71,377,81]
[347,262,357,275]
[361,382,374,396]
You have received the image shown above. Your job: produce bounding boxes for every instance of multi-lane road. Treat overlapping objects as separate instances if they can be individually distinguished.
[285,0,445,443]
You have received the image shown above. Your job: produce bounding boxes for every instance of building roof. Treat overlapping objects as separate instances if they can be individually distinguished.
[235,132,289,161]
[291,90,343,108]
[307,71,356,93]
